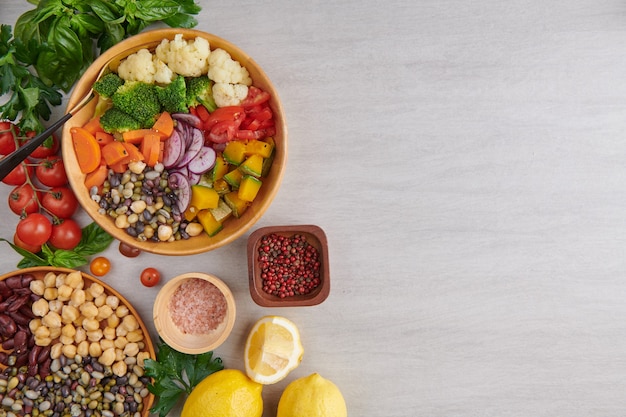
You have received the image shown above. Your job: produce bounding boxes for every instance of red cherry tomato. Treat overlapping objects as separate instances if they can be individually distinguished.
[2,160,33,186]
[0,122,18,155]
[8,184,41,215]
[48,219,82,250]
[41,187,78,219]
[36,156,68,187]
[21,131,59,159]
[90,256,111,276]
[16,213,52,247]
[13,232,41,253]
[119,242,141,258]
[240,86,270,108]
[140,267,161,287]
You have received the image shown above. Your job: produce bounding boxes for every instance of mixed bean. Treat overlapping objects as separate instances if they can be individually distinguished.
[91,162,203,242]
[0,271,153,417]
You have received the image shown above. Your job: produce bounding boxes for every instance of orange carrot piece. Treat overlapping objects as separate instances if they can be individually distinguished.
[83,116,104,135]
[84,165,108,190]
[95,131,114,146]
[153,112,174,139]
[122,129,152,144]
[110,161,128,173]
[140,132,161,167]
[71,127,101,174]
[101,141,129,166]
[120,142,144,164]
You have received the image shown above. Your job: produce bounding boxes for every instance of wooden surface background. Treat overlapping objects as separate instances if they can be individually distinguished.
[3,1,626,415]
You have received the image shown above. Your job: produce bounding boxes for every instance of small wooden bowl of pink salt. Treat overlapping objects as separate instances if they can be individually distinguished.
[153,272,236,354]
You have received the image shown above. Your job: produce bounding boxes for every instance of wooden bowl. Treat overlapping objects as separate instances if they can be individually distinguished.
[62,28,287,255]
[153,272,236,354]
[0,266,155,416]
[247,225,330,307]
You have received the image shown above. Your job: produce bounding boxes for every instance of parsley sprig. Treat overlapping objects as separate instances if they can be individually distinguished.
[144,342,224,417]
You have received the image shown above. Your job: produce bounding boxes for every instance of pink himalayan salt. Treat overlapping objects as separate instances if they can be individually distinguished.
[168,278,227,334]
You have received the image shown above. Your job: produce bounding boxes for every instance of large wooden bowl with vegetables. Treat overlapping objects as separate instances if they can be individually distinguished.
[62,28,287,255]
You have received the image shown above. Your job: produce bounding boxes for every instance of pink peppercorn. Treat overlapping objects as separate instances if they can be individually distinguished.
[257,233,321,298]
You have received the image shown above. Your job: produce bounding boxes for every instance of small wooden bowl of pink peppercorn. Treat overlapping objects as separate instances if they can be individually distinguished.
[247,225,330,307]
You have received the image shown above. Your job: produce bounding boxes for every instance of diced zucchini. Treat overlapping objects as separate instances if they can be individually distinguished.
[224,191,249,218]
[238,175,262,202]
[209,199,233,222]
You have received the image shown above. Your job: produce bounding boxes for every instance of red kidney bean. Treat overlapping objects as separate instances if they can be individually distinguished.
[20,274,34,288]
[13,329,28,355]
[0,280,10,298]
[0,314,17,337]
[38,345,51,363]
[14,352,28,368]
[18,304,35,319]
[6,293,29,313]
[2,338,14,350]
[39,357,51,378]
[0,352,8,365]
[5,275,23,289]
[11,309,31,326]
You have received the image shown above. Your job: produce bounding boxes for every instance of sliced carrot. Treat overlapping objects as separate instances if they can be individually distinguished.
[84,165,109,190]
[120,142,144,164]
[71,127,101,174]
[83,116,104,135]
[140,132,161,167]
[110,161,128,173]
[152,112,174,139]
[101,141,129,166]
[122,129,153,144]
[95,131,115,146]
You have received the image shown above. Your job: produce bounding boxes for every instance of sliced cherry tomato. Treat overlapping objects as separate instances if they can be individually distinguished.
[241,86,270,108]
[195,104,211,123]
[16,213,52,247]
[48,219,82,250]
[119,242,141,258]
[2,160,33,186]
[13,232,42,253]
[208,121,237,143]
[0,122,18,155]
[8,184,41,215]
[41,187,78,219]
[21,131,59,159]
[140,267,161,287]
[203,106,244,131]
[36,156,68,187]
[90,256,111,276]
[242,106,273,131]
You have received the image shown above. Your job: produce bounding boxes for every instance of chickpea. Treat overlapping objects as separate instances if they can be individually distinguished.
[69,289,85,307]
[50,343,63,359]
[65,271,83,289]
[43,272,57,288]
[105,295,120,310]
[82,318,100,332]
[42,311,62,329]
[57,284,73,301]
[61,305,80,323]
[48,299,63,314]
[112,361,127,377]
[43,287,58,301]
[80,302,98,319]
[88,342,102,358]
[29,279,45,296]
[32,298,49,317]
[99,347,116,366]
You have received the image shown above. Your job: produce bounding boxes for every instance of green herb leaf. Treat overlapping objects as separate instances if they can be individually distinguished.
[72,222,114,256]
[144,341,224,417]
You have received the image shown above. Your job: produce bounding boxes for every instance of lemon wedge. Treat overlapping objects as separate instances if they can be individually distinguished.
[244,315,304,385]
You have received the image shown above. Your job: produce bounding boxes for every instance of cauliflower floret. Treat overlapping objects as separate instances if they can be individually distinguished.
[208,48,252,86]
[212,83,249,107]
[153,57,175,84]
[155,34,210,77]
[117,49,157,83]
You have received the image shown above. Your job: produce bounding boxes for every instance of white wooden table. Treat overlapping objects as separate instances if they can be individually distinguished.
[4,1,626,415]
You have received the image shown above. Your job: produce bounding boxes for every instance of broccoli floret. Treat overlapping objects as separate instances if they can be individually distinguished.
[99,107,142,133]
[112,81,161,128]
[186,75,217,112]
[156,75,188,114]
[93,73,124,98]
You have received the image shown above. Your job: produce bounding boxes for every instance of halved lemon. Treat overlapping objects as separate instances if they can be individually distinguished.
[244,315,304,385]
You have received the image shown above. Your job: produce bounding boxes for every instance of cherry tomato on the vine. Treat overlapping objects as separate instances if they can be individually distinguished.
[8,184,41,215]
[13,232,42,254]
[21,131,59,159]
[2,160,33,186]
[49,219,82,250]
[16,213,52,247]
[90,256,111,277]
[0,121,18,155]
[36,156,68,187]
[140,267,161,287]
[119,242,141,258]
[42,187,78,219]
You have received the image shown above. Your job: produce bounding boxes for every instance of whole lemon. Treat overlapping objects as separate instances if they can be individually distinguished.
[277,373,347,417]
[181,369,263,417]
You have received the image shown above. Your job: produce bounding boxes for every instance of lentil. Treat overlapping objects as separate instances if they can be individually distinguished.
[257,233,322,298]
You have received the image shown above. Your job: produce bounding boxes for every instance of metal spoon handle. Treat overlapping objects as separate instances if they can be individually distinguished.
[0,113,73,180]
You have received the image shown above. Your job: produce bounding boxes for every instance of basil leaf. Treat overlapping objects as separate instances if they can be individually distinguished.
[135,0,179,21]
[0,238,49,268]
[90,0,124,24]
[72,222,114,256]
[163,14,198,29]
[97,22,125,51]
[48,249,89,269]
